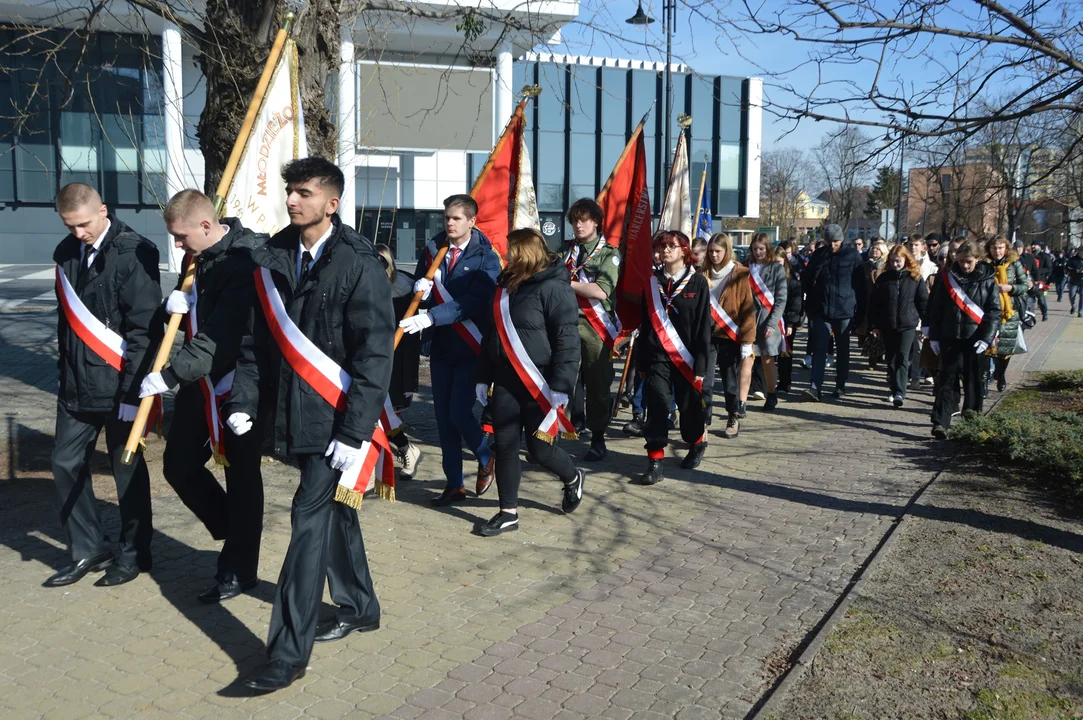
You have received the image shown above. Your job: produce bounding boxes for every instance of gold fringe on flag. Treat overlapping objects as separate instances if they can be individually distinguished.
[533,429,556,445]
[334,485,365,510]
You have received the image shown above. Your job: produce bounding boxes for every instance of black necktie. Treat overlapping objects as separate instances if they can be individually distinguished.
[299,250,313,284]
[80,246,96,281]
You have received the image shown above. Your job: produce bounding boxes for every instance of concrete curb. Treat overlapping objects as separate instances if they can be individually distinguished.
[746,309,1074,720]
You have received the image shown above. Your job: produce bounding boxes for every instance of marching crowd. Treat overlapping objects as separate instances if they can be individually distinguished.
[41,157,1079,692]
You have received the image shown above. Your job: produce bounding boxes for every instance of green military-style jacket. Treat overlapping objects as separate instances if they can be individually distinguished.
[564,236,621,317]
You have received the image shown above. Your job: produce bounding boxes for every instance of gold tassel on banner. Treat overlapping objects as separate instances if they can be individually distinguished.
[376,481,396,502]
[562,431,580,441]
[334,485,365,510]
[212,451,231,468]
[533,430,556,445]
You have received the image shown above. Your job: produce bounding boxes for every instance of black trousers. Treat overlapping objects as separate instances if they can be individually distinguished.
[881,329,916,397]
[266,454,380,667]
[703,339,741,421]
[51,401,152,568]
[491,373,577,510]
[644,359,705,453]
[908,333,923,382]
[750,357,766,395]
[162,384,264,581]
[932,340,985,429]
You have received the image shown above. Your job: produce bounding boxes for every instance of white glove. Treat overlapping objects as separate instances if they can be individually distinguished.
[325,439,361,472]
[413,277,434,301]
[117,403,138,422]
[974,340,990,354]
[930,340,941,356]
[165,289,194,315]
[399,312,433,335]
[552,392,569,409]
[226,412,253,436]
[138,371,175,398]
[475,383,489,407]
[740,343,754,359]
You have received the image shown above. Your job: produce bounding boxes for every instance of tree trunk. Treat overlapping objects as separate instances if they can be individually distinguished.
[196,0,342,197]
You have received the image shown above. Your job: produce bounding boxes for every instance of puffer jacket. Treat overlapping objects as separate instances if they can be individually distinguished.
[869,268,929,332]
[783,274,805,330]
[926,262,1001,347]
[986,257,1029,357]
[53,216,162,412]
[226,216,395,456]
[161,218,266,387]
[477,260,581,395]
[802,244,868,323]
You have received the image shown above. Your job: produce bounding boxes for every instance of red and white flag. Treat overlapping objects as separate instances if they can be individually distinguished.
[944,270,985,324]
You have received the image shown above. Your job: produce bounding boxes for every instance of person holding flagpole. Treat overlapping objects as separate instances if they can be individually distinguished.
[401,195,501,505]
[636,230,712,485]
[137,189,267,604]
[925,239,1001,439]
[564,198,621,462]
[46,183,161,589]
[226,158,395,692]
[746,233,788,411]
[474,228,584,536]
[702,232,756,439]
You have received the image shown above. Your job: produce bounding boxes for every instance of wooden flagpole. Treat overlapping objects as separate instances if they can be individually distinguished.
[393,94,533,350]
[122,11,298,465]
[693,165,707,238]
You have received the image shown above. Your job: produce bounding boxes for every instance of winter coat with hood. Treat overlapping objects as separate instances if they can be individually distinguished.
[420,228,502,363]
[476,260,581,397]
[869,268,929,333]
[160,217,266,388]
[227,215,395,456]
[54,215,162,413]
[926,262,1002,347]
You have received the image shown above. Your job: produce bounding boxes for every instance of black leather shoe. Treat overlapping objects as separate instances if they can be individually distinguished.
[43,550,114,587]
[681,442,707,470]
[636,459,665,486]
[622,415,645,437]
[198,574,259,604]
[431,487,467,506]
[314,616,381,643]
[583,439,608,462]
[764,393,778,411]
[242,660,305,692]
[94,564,139,587]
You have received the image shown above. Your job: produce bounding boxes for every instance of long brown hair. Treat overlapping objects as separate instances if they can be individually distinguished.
[985,235,1018,264]
[504,228,555,293]
[886,244,920,281]
[704,232,734,274]
[748,232,777,264]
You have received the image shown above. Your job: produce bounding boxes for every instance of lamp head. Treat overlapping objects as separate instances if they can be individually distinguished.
[626,3,655,24]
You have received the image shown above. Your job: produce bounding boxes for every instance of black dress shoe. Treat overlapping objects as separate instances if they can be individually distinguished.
[198,574,259,604]
[431,487,467,506]
[636,459,665,486]
[314,616,381,643]
[680,442,707,470]
[43,550,114,587]
[622,415,645,437]
[94,564,139,587]
[583,439,608,462]
[242,660,305,692]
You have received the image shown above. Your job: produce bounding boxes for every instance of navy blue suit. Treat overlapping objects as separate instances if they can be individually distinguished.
[421,229,502,488]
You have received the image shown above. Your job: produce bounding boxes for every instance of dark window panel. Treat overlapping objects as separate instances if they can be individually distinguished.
[720,78,743,143]
[568,67,598,134]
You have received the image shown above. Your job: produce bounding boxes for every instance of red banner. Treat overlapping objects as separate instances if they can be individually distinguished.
[598,127,653,333]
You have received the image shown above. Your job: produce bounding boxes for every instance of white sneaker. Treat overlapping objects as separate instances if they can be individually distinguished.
[752,391,766,401]
[398,442,422,478]
[921,376,935,386]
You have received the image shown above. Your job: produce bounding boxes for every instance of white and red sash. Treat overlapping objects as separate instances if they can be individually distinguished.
[56,265,126,371]
[749,263,787,343]
[254,267,395,506]
[647,275,703,392]
[944,270,985,324]
[565,241,621,350]
[707,268,740,343]
[183,271,233,465]
[492,287,577,443]
[425,240,483,355]
[57,264,161,436]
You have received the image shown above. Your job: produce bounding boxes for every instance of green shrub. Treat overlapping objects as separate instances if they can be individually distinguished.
[950,410,1083,491]
[1035,369,1083,391]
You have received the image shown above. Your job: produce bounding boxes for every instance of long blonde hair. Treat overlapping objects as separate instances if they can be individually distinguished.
[704,233,734,274]
[374,243,396,283]
[504,228,556,293]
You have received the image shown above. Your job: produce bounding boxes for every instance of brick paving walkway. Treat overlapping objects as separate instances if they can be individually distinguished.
[0,291,1071,720]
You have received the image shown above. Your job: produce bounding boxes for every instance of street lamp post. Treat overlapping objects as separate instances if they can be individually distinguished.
[627,0,675,176]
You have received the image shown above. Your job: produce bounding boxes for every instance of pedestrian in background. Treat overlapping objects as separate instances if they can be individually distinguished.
[869,245,928,408]
[985,236,1029,393]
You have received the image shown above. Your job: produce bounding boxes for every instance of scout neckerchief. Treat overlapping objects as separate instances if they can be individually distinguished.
[565,237,621,350]
[491,286,578,444]
[646,270,703,392]
[56,264,161,438]
[254,267,395,509]
[424,239,483,354]
[707,262,740,343]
